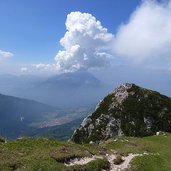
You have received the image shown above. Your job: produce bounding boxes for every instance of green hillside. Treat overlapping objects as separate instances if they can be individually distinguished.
[71,83,171,143]
[0,133,171,171]
[0,93,59,138]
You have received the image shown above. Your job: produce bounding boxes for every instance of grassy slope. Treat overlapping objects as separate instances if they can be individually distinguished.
[102,133,171,171]
[0,137,109,171]
[0,133,171,171]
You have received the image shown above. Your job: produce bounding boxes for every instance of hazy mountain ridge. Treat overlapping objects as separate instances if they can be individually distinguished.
[71,83,171,143]
[0,70,111,109]
[0,93,59,138]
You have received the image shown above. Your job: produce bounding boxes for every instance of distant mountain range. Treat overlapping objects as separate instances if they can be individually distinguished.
[0,69,108,139]
[0,93,59,138]
[0,69,111,109]
[0,92,94,139]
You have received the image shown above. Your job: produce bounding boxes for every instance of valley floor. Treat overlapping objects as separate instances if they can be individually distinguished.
[0,133,171,171]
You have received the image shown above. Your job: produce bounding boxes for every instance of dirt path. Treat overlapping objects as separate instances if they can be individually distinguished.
[65,153,146,170]
[65,155,103,166]
[107,153,142,171]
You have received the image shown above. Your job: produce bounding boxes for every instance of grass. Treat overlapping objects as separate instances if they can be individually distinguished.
[0,134,171,170]
[0,137,109,171]
[102,133,171,171]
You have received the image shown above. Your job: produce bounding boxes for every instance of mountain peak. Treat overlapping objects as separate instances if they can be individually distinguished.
[109,83,133,102]
[71,83,171,143]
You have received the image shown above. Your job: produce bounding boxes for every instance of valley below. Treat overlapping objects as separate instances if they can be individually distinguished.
[1,0,171,170]
[0,82,171,170]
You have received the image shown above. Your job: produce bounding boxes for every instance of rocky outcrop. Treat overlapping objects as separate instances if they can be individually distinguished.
[71,83,171,143]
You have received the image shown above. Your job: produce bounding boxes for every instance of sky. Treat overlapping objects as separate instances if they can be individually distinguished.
[0,0,171,75]
[0,0,140,62]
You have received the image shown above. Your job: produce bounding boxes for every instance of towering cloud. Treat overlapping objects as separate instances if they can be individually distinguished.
[33,0,171,74]
[54,11,113,72]
[113,0,171,65]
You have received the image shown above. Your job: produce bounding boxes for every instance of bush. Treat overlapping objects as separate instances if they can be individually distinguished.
[113,154,124,165]
[0,137,5,143]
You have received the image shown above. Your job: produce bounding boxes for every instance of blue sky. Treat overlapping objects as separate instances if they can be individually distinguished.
[0,0,140,63]
[0,0,171,75]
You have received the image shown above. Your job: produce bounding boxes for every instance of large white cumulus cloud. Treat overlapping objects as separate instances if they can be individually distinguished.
[55,11,113,72]
[113,0,171,64]
[33,1,171,74]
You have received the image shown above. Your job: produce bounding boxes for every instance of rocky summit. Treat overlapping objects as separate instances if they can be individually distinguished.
[71,83,171,143]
